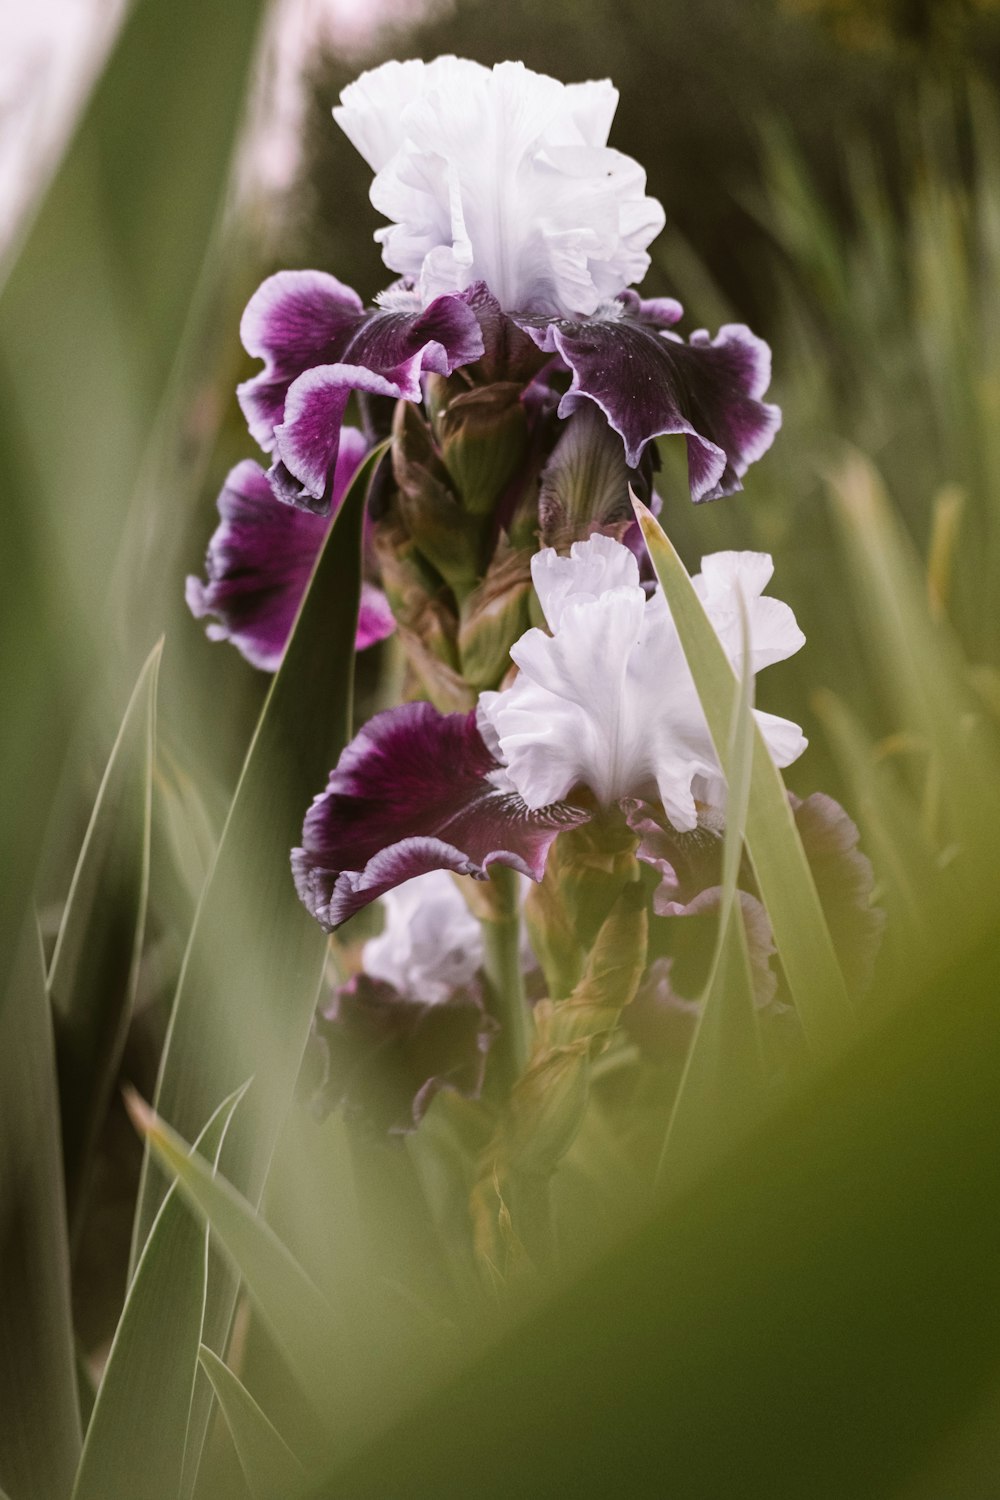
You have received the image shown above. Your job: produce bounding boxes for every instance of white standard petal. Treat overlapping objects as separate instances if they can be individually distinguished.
[481,535,808,830]
[334,57,665,317]
[362,870,483,1004]
[530,531,640,631]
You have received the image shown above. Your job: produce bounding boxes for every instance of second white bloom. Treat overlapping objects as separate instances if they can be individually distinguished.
[479,534,807,832]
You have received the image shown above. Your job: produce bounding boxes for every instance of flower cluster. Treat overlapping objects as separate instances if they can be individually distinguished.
[187,57,880,1244]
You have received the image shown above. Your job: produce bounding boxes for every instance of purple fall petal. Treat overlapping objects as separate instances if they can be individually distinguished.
[527,291,781,501]
[291,701,589,929]
[238,270,483,512]
[311,974,496,1137]
[186,431,394,670]
[790,793,884,996]
[238,270,366,450]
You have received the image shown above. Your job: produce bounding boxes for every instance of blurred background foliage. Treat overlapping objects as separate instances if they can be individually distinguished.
[4,0,1000,1495]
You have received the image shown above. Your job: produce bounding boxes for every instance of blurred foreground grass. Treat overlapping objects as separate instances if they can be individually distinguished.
[2,2,1000,1497]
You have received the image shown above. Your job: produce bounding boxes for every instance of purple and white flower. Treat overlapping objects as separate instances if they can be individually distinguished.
[479,534,806,832]
[292,534,806,928]
[309,870,497,1135]
[361,870,484,1004]
[238,269,484,511]
[229,58,779,515]
[186,428,395,670]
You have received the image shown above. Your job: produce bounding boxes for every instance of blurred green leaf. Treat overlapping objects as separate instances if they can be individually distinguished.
[307,920,1000,1500]
[635,498,852,1052]
[0,0,267,1046]
[129,446,383,1500]
[48,640,160,1243]
[198,1347,305,1500]
[825,451,1000,865]
[133,447,382,1268]
[71,1084,247,1500]
[0,924,81,1500]
[138,1098,335,1405]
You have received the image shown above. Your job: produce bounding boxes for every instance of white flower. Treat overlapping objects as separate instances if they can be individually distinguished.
[362,870,483,1003]
[334,56,665,318]
[478,534,807,832]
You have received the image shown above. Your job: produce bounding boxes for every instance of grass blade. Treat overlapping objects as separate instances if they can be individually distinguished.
[134,1097,335,1402]
[132,444,385,1273]
[72,1085,248,1500]
[48,641,160,1243]
[660,592,763,1180]
[825,451,1000,866]
[634,497,852,1053]
[198,1347,305,1500]
[0,925,81,1500]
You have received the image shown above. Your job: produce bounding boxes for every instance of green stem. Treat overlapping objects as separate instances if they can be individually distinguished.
[481,867,530,1092]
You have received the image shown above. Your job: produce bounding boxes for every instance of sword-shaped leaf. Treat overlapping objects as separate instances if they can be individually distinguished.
[634,497,852,1053]
[48,641,160,1242]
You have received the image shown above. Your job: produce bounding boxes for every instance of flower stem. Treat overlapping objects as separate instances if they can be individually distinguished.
[481,866,530,1092]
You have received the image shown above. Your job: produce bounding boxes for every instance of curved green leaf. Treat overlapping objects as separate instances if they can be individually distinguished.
[49,641,160,1243]
[0,925,80,1500]
[198,1348,305,1500]
[133,443,386,1267]
[71,1085,248,1500]
[634,497,852,1053]
[136,1097,335,1402]
[660,593,763,1181]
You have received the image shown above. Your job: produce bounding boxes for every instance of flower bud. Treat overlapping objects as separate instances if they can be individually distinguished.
[525,813,640,999]
[538,404,632,552]
[391,402,484,595]
[427,376,529,519]
[458,541,533,692]
[502,1040,591,1178]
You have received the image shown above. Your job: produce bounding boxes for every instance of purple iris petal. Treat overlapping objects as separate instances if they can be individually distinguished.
[790,793,884,997]
[310,974,496,1137]
[527,290,781,502]
[237,270,483,513]
[237,270,366,450]
[291,701,589,929]
[186,430,394,671]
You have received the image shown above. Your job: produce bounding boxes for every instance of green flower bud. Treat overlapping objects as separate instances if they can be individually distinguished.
[391,402,484,595]
[427,376,529,519]
[457,541,533,692]
[538,403,632,552]
[502,1040,591,1178]
[525,812,640,999]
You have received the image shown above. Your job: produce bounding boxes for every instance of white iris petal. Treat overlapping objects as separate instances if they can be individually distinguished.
[362,870,483,1004]
[334,57,665,317]
[480,536,808,831]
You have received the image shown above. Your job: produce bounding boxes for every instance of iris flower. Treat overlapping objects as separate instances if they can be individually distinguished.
[234,58,780,517]
[292,534,806,928]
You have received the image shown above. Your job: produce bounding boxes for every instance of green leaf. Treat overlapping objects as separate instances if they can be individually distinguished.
[0,924,81,1500]
[132,444,384,1278]
[0,0,267,1003]
[198,1348,305,1500]
[660,592,763,1181]
[71,1085,248,1500]
[634,497,852,1053]
[825,451,1000,866]
[136,1097,335,1403]
[48,641,160,1243]
[304,919,1000,1500]
[127,441,382,1500]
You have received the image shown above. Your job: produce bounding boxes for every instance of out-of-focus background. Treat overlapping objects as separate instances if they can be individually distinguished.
[5,2,1000,1495]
